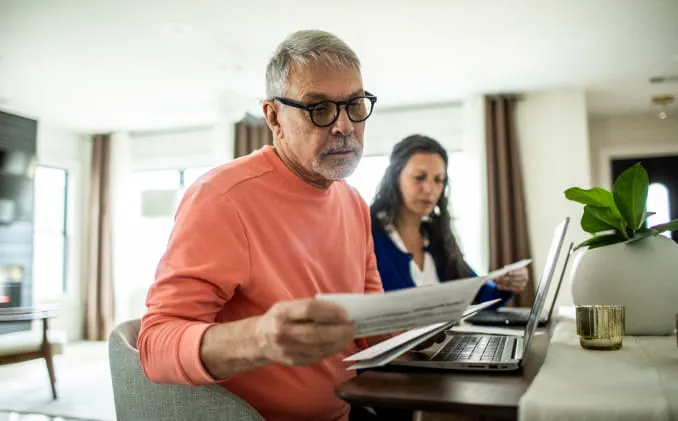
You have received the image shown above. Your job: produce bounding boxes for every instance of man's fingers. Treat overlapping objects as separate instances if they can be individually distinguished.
[282,299,349,323]
[274,330,355,365]
[282,322,356,346]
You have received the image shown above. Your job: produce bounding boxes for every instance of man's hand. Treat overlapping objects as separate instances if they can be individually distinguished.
[495,267,529,293]
[256,299,356,366]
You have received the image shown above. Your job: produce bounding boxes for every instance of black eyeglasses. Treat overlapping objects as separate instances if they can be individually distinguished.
[273,91,377,128]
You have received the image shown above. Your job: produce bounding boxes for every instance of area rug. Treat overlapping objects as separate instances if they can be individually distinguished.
[0,341,115,421]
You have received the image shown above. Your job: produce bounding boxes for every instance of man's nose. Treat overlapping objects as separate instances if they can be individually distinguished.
[331,107,354,137]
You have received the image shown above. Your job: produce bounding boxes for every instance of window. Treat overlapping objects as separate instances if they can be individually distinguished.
[183,167,213,189]
[134,166,213,218]
[647,182,671,238]
[33,166,68,299]
[131,166,213,285]
[345,155,389,204]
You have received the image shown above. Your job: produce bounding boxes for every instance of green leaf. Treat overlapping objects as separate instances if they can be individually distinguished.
[565,187,615,208]
[650,219,678,234]
[613,163,649,231]
[586,205,626,235]
[565,187,624,222]
[581,205,619,234]
[574,233,625,251]
[625,228,658,244]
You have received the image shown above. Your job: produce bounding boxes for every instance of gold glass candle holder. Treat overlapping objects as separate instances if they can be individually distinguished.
[576,305,625,350]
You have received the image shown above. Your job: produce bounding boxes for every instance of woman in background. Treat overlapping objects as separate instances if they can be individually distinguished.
[370,134,528,305]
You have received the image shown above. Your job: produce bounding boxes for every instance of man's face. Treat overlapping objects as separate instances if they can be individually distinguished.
[274,63,366,182]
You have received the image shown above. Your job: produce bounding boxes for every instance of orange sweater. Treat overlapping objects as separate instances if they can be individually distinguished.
[138,146,383,421]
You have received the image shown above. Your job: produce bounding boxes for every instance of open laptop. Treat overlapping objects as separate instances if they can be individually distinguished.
[465,241,574,327]
[388,217,569,372]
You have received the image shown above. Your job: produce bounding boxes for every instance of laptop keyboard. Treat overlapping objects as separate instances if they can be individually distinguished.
[432,335,508,362]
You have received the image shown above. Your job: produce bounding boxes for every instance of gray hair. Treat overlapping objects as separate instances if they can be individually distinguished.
[265,30,361,98]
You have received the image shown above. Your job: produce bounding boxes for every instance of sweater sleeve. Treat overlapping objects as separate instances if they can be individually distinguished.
[356,201,384,351]
[137,184,250,385]
[363,207,384,296]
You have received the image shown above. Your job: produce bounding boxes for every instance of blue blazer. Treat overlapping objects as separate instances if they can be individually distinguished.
[372,227,513,307]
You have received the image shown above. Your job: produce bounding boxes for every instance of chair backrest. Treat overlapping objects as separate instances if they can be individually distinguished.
[109,319,265,421]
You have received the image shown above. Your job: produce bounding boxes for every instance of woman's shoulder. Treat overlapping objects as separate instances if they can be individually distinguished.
[371,224,391,247]
[370,210,388,232]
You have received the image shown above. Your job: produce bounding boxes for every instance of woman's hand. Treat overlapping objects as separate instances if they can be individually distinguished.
[495,267,529,293]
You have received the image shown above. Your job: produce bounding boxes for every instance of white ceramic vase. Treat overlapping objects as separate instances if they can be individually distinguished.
[570,235,678,336]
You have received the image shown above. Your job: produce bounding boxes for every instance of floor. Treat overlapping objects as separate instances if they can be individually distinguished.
[0,341,469,421]
[0,342,114,421]
[0,413,87,421]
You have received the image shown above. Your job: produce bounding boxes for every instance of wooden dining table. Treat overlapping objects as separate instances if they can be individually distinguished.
[336,329,551,421]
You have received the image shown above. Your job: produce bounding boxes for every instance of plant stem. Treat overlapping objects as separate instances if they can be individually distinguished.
[621,228,631,240]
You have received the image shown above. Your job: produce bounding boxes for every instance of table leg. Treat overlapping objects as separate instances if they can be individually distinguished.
[41,317,57,400]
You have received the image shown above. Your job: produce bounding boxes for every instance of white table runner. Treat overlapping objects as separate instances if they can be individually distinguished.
[519,319,678,421]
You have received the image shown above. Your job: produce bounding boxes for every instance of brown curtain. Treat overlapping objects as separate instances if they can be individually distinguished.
[84,134,114,340]
[485,96,535,307]
[234,114,273,158]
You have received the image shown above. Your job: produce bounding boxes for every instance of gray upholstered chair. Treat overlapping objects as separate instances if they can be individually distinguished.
[109,319,265,421]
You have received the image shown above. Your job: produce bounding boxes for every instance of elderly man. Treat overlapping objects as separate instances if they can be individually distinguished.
[138,30,393,421]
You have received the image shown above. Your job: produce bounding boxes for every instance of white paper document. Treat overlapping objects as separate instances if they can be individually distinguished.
[317,259,531,338]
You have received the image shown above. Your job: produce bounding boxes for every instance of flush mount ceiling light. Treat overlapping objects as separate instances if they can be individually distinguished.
[651,95,675,120]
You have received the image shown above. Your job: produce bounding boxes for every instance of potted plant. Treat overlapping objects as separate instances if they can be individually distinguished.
[565,162,678,335]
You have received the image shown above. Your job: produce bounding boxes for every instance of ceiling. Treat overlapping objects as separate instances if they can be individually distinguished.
[1,0,677,132]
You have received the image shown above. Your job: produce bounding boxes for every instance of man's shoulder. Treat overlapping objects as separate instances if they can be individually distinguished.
[197,148,274,197]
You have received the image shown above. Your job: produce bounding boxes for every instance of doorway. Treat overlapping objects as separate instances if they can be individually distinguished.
[611,155,678,242]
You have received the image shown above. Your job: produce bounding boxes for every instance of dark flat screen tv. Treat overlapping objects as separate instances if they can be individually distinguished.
[0,110,37,333]
[0,148,35,225]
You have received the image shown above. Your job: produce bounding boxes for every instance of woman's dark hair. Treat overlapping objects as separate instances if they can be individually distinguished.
[370,134,473,280]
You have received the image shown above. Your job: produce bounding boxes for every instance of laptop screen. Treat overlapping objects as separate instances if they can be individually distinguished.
[521,217,570,355]
[544,242,574,322]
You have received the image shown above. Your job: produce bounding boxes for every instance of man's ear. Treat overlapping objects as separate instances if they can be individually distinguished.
[263,100,283,139]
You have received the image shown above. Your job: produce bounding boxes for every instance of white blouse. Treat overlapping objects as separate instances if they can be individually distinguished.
[387,227,440,287]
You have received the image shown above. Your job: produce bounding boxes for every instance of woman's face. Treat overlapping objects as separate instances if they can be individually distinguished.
[397,152,447,219]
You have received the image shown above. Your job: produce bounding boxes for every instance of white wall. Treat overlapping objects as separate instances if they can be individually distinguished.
[455,96,488,273]
[364,104,463,155]
[516,89,592,307]
[128,126,229,171]
[109,132,136,325]
[589,114,678,189]
[36,121,89,341]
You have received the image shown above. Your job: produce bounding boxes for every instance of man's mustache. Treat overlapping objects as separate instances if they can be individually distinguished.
[320,137,362,156]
